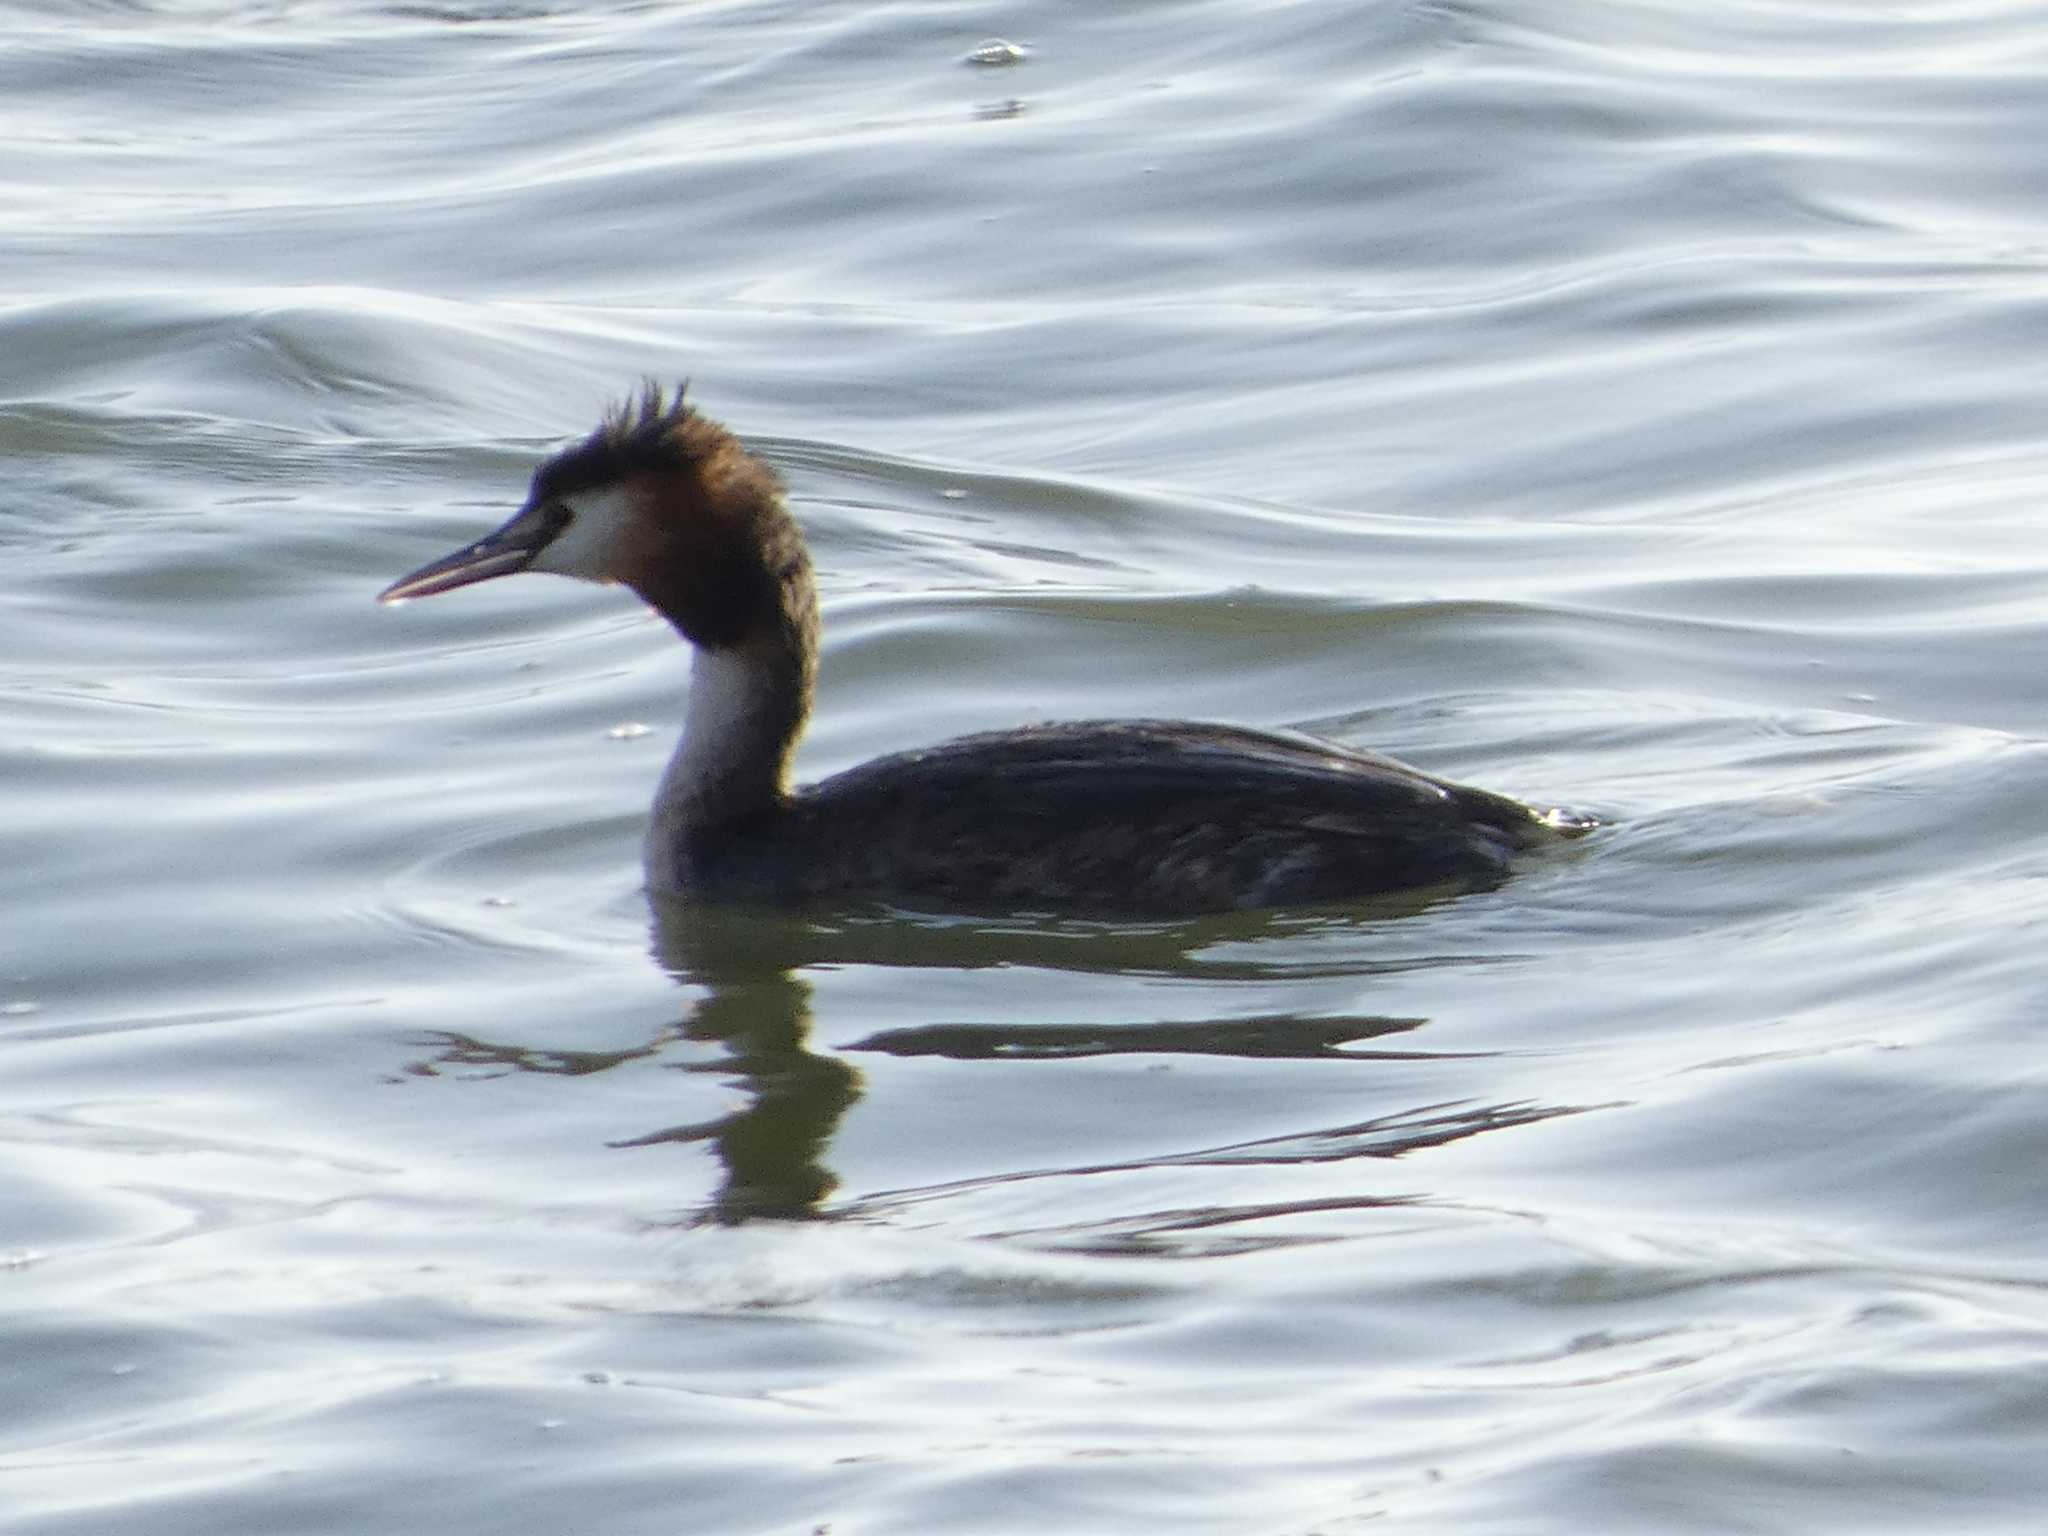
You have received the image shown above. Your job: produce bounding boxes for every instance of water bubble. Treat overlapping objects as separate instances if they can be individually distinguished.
[965,38,1027,67]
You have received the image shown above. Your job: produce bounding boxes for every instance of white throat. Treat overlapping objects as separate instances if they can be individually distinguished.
[643,643,794,891]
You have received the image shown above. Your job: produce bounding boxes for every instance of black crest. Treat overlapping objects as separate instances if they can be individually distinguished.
[530,380,702,503]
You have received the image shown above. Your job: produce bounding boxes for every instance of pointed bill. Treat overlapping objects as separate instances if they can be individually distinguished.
[378,503,559,604]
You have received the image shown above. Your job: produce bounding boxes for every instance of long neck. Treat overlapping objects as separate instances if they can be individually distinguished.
[628,454,820,892]
[643,622,815,891]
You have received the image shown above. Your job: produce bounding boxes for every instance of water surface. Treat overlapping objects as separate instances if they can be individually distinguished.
[9,2,2048,1532]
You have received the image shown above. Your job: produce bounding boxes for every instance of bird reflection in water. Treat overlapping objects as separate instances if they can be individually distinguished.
[409,897,1601,1232]
[419,904,863,1224]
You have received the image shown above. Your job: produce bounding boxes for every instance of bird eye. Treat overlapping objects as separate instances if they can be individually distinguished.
[542,501,573,536]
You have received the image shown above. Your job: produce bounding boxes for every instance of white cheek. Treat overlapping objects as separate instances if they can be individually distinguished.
[531,484,636,582]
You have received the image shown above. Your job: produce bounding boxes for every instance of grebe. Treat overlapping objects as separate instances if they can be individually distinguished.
[381,387,1587,916]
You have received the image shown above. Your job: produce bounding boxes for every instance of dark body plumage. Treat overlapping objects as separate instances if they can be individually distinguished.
[382,387,1587,919]
[686,720,1566,916]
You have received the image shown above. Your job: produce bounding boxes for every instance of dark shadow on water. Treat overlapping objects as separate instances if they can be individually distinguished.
[844,1013,1452,1061]
[646,882,1518,980]
[850,1097,1608,1258]
[407,891,1592,1226]
[608,967,862,1224]
[414,965,859,1225]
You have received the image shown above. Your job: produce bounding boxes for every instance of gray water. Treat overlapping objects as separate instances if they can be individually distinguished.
[10,2,2048,1531]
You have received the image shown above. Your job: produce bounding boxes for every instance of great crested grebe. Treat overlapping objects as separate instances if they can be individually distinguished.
[381,387,1588,916]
